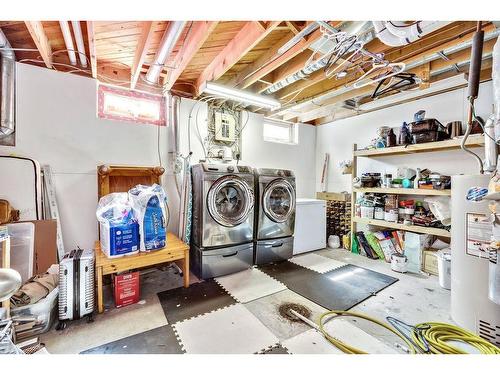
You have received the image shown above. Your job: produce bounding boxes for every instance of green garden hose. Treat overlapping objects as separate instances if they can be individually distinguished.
[316,311,500,354]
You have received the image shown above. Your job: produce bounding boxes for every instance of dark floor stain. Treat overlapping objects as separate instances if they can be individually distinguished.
[278,302,311,322]
[425,288,435,292]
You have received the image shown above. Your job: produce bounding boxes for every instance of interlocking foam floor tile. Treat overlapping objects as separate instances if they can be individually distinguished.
[289,253,347,274]
[282,319,398,354]
[157,280,236,324]
[80,325,184,354]
[173,304,279,354]
[215,268,286,303]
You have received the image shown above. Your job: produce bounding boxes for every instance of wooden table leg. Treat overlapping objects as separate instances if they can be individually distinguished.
[96,266,104,313]
[183,251,190,288]
[1,238,11,318]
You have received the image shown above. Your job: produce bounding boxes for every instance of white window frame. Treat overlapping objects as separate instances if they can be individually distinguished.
[263,118,299,145]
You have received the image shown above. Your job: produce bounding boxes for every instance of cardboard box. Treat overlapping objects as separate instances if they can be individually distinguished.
[20,220,57,274]
[422,249,439,276]
[113,272,140,308]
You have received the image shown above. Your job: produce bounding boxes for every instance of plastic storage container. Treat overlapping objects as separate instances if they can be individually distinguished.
[11,286,59,338]
[6,222,35,282]
[437,250,451,290]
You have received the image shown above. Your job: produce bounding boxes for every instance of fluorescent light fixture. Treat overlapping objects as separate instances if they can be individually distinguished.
[145,21,186,84]
[59,21,77,66]
[71,21,87,67]
[201,82,281,110]
[359,74,468,111]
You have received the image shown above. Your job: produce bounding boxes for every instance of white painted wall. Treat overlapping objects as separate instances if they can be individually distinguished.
[316,81,495,193]
[164,98,317,235]
[0,63,317,250]
[0,63,169,250]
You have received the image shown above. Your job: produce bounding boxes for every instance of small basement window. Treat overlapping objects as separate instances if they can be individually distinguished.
[263,118,298,145]
[98,85,166,126]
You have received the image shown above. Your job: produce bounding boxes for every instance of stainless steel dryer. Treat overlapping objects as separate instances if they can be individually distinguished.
[191,163,255,278]
[254,168,296,265]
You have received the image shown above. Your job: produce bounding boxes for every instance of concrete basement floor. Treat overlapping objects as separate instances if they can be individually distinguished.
[40,248,451,354]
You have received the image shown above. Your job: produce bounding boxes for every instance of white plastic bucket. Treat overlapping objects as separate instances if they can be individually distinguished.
[437,250,451,290]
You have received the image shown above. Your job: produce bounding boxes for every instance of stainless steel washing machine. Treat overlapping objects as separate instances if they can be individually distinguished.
[254,168,296,265]
[191,163,255,278]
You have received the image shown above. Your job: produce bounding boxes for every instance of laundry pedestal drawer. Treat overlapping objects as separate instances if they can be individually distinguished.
[191,243,253,279]
[254,237,294,265]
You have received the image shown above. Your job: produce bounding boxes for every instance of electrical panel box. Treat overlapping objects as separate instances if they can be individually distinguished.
[214,111,237,142]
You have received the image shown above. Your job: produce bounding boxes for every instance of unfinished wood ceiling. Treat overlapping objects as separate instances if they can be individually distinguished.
[0,20,496,124]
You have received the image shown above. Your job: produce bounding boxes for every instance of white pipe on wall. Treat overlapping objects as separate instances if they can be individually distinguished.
[59,21,77,66]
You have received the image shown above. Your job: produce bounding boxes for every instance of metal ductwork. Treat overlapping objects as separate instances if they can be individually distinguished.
[373,21,452,47]
[146,21,187,84]
[0,29,15,139]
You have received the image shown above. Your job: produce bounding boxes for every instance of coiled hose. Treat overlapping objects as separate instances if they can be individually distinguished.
[317,311,500,354]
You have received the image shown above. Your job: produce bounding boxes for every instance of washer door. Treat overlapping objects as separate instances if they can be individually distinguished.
[263,179,295,223]
[207,175,254,227]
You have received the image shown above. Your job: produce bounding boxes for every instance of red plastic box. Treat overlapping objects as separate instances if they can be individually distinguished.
[113,271,140,308]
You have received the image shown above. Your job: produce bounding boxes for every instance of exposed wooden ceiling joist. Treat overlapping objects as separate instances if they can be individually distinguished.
[164,21,219,91]
[195,21,281,95]
[231,22,342,90]
[24,21,52,68]
[86,21,97,78]
[274,22,495,121]
[130,21,155,89]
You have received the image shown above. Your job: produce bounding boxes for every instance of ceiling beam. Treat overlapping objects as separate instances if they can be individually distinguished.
[231,22,342,90]
[86,21,97,78]
[24,21,52,68]
[195,21,281,95]
[130,21,155,89]
[273,22,494,120]
[164,21,219,91]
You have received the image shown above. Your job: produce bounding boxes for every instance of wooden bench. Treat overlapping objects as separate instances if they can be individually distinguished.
[94,232,189,313]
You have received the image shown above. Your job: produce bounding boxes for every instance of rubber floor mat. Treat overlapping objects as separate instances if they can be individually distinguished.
[157,279,237,324]
[80,325,184,354]
[259,262,398,311]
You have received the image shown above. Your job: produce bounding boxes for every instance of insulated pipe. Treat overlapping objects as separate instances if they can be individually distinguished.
[145,21,186,84]
[373,21,452,47]
[0,29,15,138]
[59,21,77,66]
[71,21,88,67]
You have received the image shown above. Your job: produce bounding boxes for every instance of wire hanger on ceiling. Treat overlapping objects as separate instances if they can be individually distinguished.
[352,59,406,89]
[371,72,420,98]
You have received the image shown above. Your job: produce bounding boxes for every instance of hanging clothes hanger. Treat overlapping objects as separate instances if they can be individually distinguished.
[352,59,406,89]
[371,72,419,98]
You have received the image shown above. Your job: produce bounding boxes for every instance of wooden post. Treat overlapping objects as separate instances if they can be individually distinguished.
[350,143,358,252]
[1,237,11,318]
[96,265,104,314]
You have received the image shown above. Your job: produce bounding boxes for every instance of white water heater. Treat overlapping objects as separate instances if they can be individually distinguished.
[451,175,500,347]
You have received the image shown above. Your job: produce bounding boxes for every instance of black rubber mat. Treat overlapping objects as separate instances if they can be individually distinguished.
[157,280,237,324]
[80,325,184,354]
[259,262,398,311]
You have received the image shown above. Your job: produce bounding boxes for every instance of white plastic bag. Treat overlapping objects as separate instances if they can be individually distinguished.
[424,196,451,226]
[128,184,168,251]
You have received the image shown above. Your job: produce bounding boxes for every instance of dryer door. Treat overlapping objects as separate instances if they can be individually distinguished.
[263,179,296,223]
[207,175,254,227]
